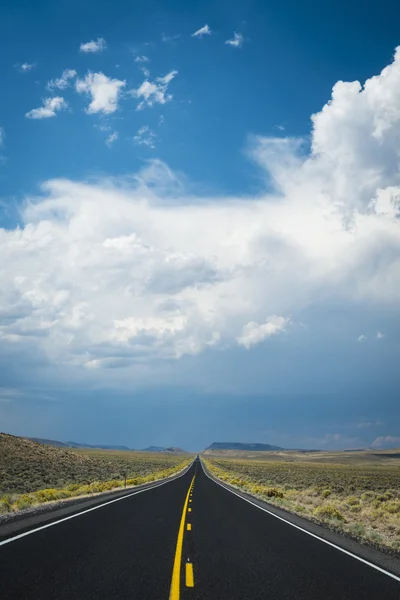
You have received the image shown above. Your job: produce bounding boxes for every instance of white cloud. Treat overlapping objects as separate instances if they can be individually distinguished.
[132,71,177,109]
[133,126,157,148]
[76,72,126,114]
[47,69,77,90]
[225,32,244,48]
[161,33,181,43]
[371,436,400,449]
[17,62,35,72]
[376,331,385,339]
[357,334,367,342]
[25,97,68,119]
[0,127,4,147]
[134,55,149,63]
[80,38,107,53]
[106,131,118,147]
[237,316,288,349]
[192,25,211,38]
[356,420,382,428]
[2,48,400,372]
[317,433,366,449]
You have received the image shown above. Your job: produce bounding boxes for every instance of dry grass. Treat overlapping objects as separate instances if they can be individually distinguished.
[203,453,400,554]
[0,433,192,514]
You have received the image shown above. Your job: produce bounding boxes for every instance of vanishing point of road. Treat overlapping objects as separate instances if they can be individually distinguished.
[1,458,399,599]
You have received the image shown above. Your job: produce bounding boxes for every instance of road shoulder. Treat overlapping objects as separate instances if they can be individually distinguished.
[201,458,400,580]
[0,462,193,542]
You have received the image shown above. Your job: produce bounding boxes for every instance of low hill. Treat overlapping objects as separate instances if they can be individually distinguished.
[205,442,284,452]
[66,442,132,451]
[1,433,103,493]
[0,433,188,494]
[28,437,132,451]
[28,437,70,448]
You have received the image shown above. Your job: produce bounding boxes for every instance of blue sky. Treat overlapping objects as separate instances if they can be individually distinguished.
[0,0,399,451]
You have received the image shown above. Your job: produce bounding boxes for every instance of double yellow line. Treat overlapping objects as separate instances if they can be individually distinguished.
[169,475,195,600]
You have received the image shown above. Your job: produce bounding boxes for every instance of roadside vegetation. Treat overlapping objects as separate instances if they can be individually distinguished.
[203,454,400,554]
[0,433,192,514]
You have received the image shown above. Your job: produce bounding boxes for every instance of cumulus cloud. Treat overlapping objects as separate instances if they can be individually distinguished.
[47,69,77,90]
[237,316,288,349]
[134,55,149,63]
[16,62,35,72]
[371,436,400,449]
[80,38,107,53]
[76,72,126,114]
[133,126,157,148]
[376,331,385,339]
[106,131,118,147]
[2,48,400,372]
[192,25,211,38]
[25,97,68,119]
[225,32,244,48]
[357,335,367,342]
[132,71,177,110]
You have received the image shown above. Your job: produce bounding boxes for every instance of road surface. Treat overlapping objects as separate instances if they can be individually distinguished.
[1,458,399,599]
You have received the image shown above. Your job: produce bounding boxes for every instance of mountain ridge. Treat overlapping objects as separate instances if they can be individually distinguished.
[205,441,285,451]
[27,437,186,453]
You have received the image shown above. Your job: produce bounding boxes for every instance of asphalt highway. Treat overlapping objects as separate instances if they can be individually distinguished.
[1,458,399,599]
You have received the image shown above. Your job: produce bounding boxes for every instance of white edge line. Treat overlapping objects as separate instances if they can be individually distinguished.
[200,459,400,584]
[0,462,194,548]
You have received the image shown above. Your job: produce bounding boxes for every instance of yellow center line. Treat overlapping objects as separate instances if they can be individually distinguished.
[187,523,192,531]
[188,507,192,512]
[169,475,195,600]
[185,562,194,587]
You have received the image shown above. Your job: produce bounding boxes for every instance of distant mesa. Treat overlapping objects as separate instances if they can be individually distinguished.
[142,446,186,453]
[205,442,285,451]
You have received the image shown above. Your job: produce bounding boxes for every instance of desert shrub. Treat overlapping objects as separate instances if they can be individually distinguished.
[0,500,11,513]
[361,491,376,502]
[384,501,400,514]
[15,498,32,510]
[347,523,366,536]
[15,494,34,509]
[67,483,81,492]
[367,530,383,543]
[264,488,284,498]
[34,488,60,503]
[321,489,332,498]
[314,505,345,521]
[1,494,13,507]
[346,496,359,506]
[383,490,396,499]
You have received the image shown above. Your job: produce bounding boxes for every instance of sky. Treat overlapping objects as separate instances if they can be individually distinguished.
[0,0,399,451]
